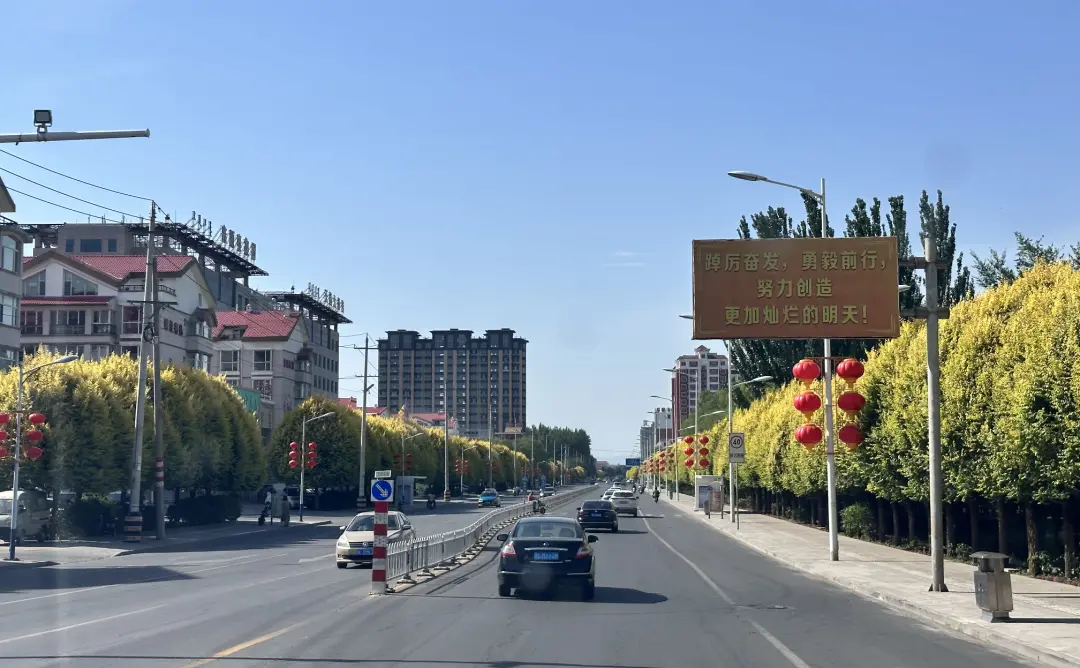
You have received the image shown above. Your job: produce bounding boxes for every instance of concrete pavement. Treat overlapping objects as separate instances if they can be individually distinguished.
[0,491,1035,667]
[660,492,1080,667]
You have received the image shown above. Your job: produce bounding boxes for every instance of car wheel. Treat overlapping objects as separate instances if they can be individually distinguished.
[336,562,347,569]
[583,581,595,601]
[498,583,512,597]
[611,524,619,533]
[632,510,638,517]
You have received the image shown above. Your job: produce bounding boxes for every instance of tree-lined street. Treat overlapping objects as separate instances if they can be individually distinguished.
[0,495,1033,667]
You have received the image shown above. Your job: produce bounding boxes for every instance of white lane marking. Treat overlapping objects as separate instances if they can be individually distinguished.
[0,604,166,646]
[0,551,290,608]
[643,518,812,668]
[298,554,333,563]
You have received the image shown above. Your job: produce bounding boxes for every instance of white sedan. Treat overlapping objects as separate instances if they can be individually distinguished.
[335,511,415,569]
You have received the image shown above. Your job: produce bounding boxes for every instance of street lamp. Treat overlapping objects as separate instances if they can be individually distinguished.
[7,354,78,561]
[298,411,335,522]
[728,169,841,555]
[727,375,773,528]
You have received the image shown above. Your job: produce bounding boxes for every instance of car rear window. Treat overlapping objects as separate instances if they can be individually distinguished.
[581,501,612,510]
[613,491,634,498]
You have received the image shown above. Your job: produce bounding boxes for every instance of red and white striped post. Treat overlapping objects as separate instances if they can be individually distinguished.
[371,499,389,594]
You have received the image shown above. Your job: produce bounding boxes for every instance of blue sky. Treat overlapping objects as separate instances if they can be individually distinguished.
[2,1,1078,460]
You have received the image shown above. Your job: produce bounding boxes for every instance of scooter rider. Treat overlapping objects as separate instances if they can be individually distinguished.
[652,488,660,503]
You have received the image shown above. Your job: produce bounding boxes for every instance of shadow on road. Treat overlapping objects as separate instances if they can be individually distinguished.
[1,656,655,667]
[517,586,667,604]
[0,565,195,593]
[139,525,344,554]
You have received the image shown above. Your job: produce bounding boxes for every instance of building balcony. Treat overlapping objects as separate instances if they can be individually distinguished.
[51,324,87,336]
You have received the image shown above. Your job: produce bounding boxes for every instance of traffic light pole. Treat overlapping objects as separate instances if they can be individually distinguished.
[299,419,307,523]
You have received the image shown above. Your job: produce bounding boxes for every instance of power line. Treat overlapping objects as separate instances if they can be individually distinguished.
[0,166,145,220]
[5,187,128,224]
[0,147,152,201]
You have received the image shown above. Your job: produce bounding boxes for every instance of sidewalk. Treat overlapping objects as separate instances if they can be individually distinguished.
[662,494,1080,668]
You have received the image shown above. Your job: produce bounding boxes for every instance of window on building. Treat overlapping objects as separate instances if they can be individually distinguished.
[107,239,118,253]
[0,347,16,369]
[23,272,45,297]
[122,306,141,334]
[79,239,103,253]
[1,236,20,273]
[51,309,85,335]
[0,293,18,327]
[89,344,113,360]
[253,379,272,399]
[220,349,239,372]
[92,309,113,334]
[64,239,74,253]
[254,350,272,371]
[63,270,98,296]
[20,310,42,334]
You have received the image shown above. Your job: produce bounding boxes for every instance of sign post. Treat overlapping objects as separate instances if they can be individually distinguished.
[369,478,394,595]
[728,433,745,529]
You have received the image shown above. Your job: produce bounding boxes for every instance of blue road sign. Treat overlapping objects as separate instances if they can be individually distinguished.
[370,479,394,502]
[626,458,641,467]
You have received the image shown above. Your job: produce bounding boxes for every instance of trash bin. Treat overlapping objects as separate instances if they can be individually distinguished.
[971,551,1013,622]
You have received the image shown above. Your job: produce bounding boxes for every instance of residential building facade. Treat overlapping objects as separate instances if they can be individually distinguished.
[263,290,348,398]
[378,328,526,437]
[671,345,729,436]
[20,252,217,367]
[0,217,30,368]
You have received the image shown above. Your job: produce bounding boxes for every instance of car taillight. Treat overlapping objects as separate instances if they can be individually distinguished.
[501,541,516,557]
[575,544,592,559]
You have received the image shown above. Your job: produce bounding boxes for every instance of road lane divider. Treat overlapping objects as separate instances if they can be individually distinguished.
[642,517,812,668]
[0,603,166,647]
[182,621,308,667]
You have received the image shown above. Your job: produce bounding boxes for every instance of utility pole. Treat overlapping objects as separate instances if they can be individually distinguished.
[150,239,165,540]
[125,203,156,543]
[351,337,375,511]
[487,406,494,489]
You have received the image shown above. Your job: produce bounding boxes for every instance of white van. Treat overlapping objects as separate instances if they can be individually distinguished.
[0,490,52,544]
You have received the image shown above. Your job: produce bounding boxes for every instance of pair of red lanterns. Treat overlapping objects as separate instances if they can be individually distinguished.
[287,441,317,469]
[792,357,866,450]
[0,411,48,462]
[681,434,711,470]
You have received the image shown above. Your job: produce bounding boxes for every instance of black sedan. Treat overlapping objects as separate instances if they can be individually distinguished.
[496,517,598,600]
[577,500,618,532]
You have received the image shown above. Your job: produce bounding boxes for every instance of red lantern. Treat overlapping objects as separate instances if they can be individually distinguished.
[26,429,43,442]
[308,442,317,452]
[792,359,821,387]
[698,458,709,469]
[0,430,8,441]
[659,464,666,471]
[25,446,43,461]
[683,446,695,457]
[793,391,822,420]
[794,424,823,447]
[0,447,7,458]
[289,460,299,469]
[835,358,865,387]
[684,458,695,469]
[0,412,9,425]
[698,435,709,446]
[306,458,317,469]
[837,391,866,417]
[28,413,46,426]
[683,435,694,445]
[698,447,709,457]
[838,424,864,448]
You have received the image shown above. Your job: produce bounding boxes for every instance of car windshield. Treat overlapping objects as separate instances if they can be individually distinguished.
[481,489,497,496]
[512,521,582,539]
[346,516,374,531]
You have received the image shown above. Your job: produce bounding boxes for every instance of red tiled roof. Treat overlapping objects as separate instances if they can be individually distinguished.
[214,310,299,340]
[22,296,113,306]
[67,254,195,281]
[338,397,358,409]
[410,413,447,423]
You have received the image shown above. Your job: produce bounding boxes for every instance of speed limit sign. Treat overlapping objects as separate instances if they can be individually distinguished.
[728,432,746,463]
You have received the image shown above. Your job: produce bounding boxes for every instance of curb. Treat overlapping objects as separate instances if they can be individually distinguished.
[0,559,58,569]
[662,499,1080,668]
[113,520,333,557]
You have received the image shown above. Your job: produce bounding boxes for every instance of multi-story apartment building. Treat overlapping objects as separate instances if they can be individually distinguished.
[671,345,729,436]
[213,308,312,443]
[20,251,217,367]
[378,328,526,438]
[0,214,30,368]
[652,406,674,447]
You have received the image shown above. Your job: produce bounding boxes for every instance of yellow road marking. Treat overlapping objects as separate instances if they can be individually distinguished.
[182,622,306,667]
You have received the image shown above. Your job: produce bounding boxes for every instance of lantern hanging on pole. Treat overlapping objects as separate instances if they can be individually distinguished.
[837,391,866,418]
[683,446,695,457]
[794,423,823,449]
[793,391,822,420]
[0,447,7,458]
[792,359,821,388]
[28,412,46,426]
[838,424,864,449]
[698,435,709,446]
[26,429,43,442]
[684,458,694,469]
[683,435,694,445]
[0,412,9,425]
[698,447,709,457]
[25,446,43,461]
[835,358,865,388]
[698,458,709,469]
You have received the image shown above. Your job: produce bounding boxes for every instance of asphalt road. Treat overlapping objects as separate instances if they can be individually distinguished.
[0,494,1034,667]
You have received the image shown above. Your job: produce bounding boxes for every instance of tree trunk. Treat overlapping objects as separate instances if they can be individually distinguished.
[891,502,901,545]
[876,499,886,542]
[1062,499,1075,579]
[1025,502,1038,576]
[944,502,953,552]
[996,497,1008,555]
[907,502,918,545]
[967,495,979,552]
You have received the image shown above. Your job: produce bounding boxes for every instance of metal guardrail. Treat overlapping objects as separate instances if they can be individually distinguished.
[386,485,598,583]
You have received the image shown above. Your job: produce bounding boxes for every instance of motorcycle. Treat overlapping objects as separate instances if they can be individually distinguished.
[652,490,660,503]
[426,495,437,510]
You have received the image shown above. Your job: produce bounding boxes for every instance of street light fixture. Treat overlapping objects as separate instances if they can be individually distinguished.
[7,354,78,561]
[297,411,335,522]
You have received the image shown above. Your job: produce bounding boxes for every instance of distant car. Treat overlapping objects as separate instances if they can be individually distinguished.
[335,511,415,569]
[478,489,501,507]
[496,516,598,599]
[577,500,618,532]
[610,490,638,517]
